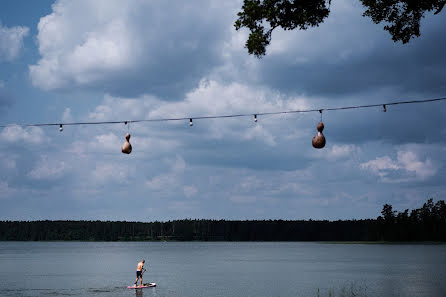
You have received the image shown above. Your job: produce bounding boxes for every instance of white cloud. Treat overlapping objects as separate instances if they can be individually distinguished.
[62,107,72,122]
[147,79,310,145]
[396,151,436,180]
[28,155,68,180]
[28,0,238,92]
[88,94,155,121]
[29,0,141,89]
[0,22,29,61]
[93,133,121,152]
[149,79,300,118]
[82,81,311,150]
[325,144,361,159]
[361,156,399,177]
[91,162,130,183]
[145,155,186,191]
[266,0,379,60]
[243,124,276,146]
[0,125,46,144]
[360,150,436,182]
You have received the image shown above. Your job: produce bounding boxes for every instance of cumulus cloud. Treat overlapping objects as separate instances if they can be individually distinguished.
[397,151,437,180]
[28,155,68,180]
[147,79,310,145]
[91,162,130,183]
[242,124,276,146]
[248,0,446,98]
[82,80,311,151]
[0,22,29,62]
[0,125,46,144]
[29,0,239,96]
[360,150,436,182]
[2,0,444,221]
[93,133,121,152]
[145,155,186,191]
[149,79,301,118]
[88,94,155,121]
[324,144,361,160]
[61,107,73,122]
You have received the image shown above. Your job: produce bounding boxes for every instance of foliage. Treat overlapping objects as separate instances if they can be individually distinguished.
[0,199,444,241]
[234,0,331,57]
[376,198,446,241]
[361,0,446,43]
[234,0,445,57]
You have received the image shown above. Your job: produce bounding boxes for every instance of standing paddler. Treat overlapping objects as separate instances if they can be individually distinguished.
[134,259,145,286]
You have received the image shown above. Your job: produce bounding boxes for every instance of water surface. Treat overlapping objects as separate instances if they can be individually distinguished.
[0,242,445,297]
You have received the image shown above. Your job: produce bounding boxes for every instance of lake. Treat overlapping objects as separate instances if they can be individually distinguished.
[0,242,445,297]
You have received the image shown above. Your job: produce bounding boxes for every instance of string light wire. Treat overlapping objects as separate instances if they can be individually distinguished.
[1,96,445,128]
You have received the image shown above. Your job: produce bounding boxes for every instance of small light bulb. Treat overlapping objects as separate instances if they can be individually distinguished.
[189,118,193,126]
[59,124,63,132]
[254,114,257,123]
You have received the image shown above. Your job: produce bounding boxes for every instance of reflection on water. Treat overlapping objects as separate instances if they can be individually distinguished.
[135,288,143,297]
[0,242,445,297]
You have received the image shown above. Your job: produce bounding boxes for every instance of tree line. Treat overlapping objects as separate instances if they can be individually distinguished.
[0,199,444,241]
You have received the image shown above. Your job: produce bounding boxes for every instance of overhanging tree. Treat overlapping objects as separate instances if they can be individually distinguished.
[234,0,446,57]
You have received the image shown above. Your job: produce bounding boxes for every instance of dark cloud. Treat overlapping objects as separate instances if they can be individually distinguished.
[257,10,446,98]
[1,0,445,220]
[323,99,446,145]
[185,139,314,171]
[98,47,221,99]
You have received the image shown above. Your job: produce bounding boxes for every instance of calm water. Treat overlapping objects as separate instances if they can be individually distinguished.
[0,242,445,297]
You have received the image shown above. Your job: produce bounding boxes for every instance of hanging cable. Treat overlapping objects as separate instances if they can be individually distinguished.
[0,96,445,128]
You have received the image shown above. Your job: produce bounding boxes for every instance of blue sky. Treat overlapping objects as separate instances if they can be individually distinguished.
[0,0,445,221]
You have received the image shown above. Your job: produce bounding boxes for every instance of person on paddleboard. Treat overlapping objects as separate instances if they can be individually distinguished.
[134,259,145,286]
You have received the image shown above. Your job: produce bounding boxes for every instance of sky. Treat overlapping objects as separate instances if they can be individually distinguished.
[0,0,445,221]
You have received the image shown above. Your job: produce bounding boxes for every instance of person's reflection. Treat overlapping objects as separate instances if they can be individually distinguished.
[135,288,143,297]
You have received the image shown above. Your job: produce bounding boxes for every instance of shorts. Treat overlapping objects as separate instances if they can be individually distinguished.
[136,271,142,277]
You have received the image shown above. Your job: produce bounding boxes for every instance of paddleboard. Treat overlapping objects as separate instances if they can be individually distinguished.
[127,283,156,289]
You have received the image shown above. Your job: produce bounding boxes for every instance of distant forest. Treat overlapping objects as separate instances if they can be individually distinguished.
[1,199,445,241]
